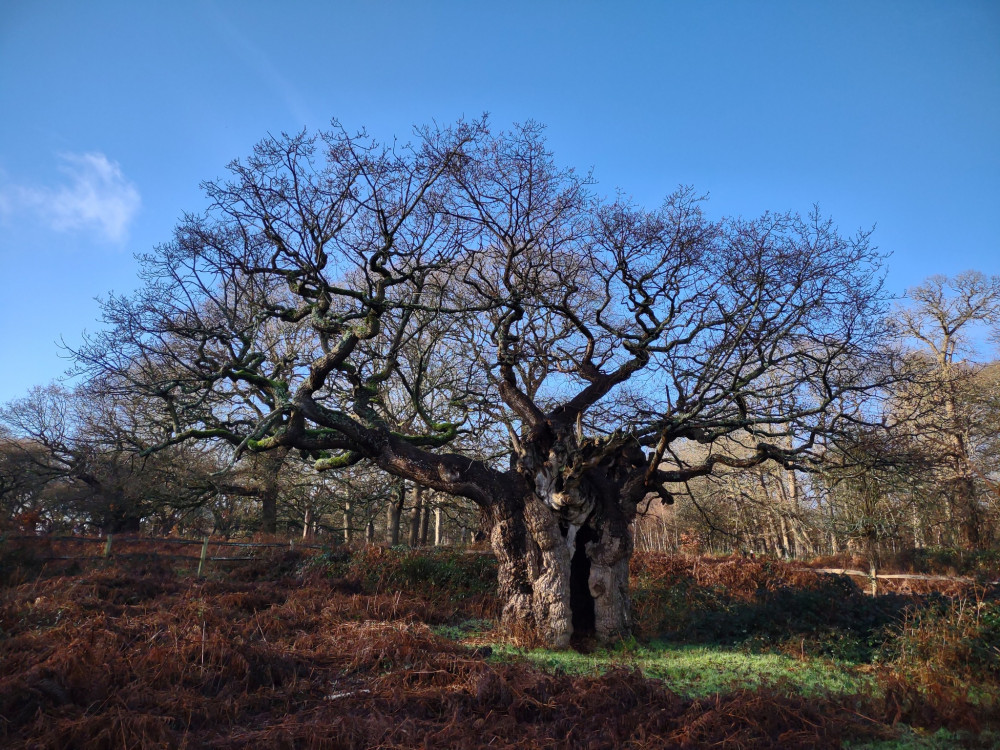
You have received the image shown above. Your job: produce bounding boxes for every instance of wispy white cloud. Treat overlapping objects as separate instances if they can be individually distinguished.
[0,152,141,243]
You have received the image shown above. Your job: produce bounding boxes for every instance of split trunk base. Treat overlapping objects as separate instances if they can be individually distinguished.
[491,497,632,649]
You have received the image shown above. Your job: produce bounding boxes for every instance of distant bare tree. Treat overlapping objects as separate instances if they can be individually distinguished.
[894,271,1000,548]
[0,384,221,532]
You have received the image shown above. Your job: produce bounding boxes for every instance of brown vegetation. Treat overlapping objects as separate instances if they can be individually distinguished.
[1,546,998,748]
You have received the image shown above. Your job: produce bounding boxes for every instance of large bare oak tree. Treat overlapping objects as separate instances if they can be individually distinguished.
[74,119,893,646]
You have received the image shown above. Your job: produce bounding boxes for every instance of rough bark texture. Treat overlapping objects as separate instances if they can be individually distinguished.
[486,429,646,647]
[253,448,289,535]
[408,486,423,547]
[260,492,277,535]
[587,504,635,640]
[490,491,637,647]
[419,501,431,546]
[523,495,574,647]
[387,483,404,545]
[490,499,539,641]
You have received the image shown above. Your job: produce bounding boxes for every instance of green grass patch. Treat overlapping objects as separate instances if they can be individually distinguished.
[487,640,875,699]
[430,617,495,641]
[845,726,1000,749]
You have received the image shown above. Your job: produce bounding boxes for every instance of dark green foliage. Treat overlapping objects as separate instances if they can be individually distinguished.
[890,547,1000,579]
[311,546,499,618]
[693,581,909,661]
[632,554,913,662]
[0,537,45,586]
[880,595,1000,689]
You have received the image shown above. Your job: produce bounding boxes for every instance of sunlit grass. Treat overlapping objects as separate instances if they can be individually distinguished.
[488,640,876,699]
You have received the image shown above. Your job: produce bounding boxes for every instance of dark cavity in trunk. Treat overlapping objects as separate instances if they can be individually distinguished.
[570,523,598,635]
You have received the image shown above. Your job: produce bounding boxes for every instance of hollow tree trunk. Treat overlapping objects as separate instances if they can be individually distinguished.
[102,500,142,534]
[372,419,649,649]
[489,489,635,647]
[587,493,635,640]
[488,493,570,647]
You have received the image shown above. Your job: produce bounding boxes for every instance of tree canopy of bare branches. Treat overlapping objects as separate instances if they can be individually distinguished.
[72,119,895,646]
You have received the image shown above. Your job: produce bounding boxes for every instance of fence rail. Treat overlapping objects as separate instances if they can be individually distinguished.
[807,567,988,585]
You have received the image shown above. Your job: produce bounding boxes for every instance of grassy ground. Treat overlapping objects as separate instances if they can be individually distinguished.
[490,641,876,699]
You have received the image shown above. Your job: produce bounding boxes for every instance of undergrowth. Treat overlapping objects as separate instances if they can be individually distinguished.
[630,553,913,663]
[887,547,1000,579]
[309,545,499,621]
[1,543,998,747]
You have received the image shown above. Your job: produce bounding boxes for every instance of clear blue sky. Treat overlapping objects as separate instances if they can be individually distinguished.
[1,0,997,404]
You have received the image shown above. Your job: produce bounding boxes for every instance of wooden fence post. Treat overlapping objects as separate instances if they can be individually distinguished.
[197,537,209,577]
[103,534,113,558]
